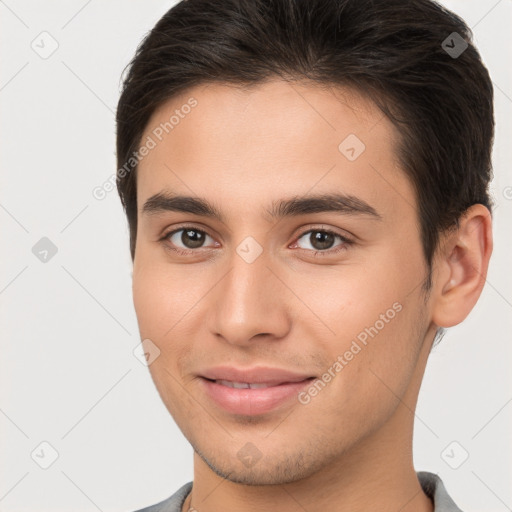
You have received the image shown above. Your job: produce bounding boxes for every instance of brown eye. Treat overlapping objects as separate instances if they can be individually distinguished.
[309,231,336,250]
[165,228,213,250]
[295,229,351,254]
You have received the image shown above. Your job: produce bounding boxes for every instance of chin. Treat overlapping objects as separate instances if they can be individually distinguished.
[195,445,323,486]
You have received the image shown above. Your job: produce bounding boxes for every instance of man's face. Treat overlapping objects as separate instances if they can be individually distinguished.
[133,80,437,484]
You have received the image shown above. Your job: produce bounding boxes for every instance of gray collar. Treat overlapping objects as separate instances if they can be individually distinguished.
[134,471,463,511]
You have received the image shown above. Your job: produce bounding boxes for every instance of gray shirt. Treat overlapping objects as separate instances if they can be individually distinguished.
[134,471,463,512]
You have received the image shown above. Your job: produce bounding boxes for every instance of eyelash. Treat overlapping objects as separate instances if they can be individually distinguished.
[159,224,353,258]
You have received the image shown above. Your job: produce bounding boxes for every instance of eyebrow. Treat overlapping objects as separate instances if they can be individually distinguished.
[141,191,382,221]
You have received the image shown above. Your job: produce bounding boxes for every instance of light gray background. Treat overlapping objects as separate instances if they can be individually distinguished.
[0,1,511,511]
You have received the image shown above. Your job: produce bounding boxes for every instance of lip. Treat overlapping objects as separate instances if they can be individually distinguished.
[198,366,315,415]
[199,366,313,385]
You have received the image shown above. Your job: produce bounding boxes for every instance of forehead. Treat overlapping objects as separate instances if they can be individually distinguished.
[136,79,414,222]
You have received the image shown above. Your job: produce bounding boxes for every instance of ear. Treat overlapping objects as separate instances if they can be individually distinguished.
[431,204,493,328]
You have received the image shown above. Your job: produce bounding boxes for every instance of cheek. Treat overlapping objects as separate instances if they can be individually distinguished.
[292,298,423,447]
[132,271,166,339]
[132,259,211,380]
[132,255,204,338]
[292,252,425,399]
[132,262,198,413]
[290,259,407,342]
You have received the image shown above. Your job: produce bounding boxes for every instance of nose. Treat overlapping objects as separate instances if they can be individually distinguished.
[207,248,292,347]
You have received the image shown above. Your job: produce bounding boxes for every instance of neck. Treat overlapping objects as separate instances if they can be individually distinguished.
[186,427,432,512]
[184,329,436,512]
[186,396,433,510]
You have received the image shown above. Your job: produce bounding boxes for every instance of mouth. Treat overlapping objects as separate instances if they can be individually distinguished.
[212,379,287,389]
[197,368,316,415]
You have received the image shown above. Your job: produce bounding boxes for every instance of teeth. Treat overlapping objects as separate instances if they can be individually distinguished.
[216,380,272,389]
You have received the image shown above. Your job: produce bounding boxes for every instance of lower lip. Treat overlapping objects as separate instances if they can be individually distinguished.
[199,377,314,415]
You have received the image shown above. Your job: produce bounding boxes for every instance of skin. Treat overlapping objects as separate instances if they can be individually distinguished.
[132,79,492,512]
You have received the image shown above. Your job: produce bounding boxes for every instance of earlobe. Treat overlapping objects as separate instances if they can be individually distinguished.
[431,204,493,328]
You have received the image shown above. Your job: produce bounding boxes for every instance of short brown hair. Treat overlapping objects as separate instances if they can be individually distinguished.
[116,0,494,292]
